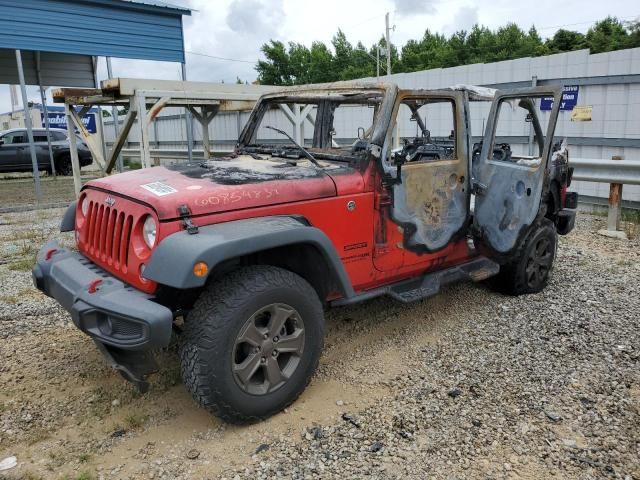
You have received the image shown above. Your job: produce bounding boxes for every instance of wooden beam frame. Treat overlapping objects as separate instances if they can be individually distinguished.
[188,105,219,159]
[68,106,106,173]
[105,100,137,173]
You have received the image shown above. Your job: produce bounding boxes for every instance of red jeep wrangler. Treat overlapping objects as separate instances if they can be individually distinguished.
[33,83,577,423]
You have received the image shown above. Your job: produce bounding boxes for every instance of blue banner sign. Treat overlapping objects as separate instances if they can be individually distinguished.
[42,112,97,134]
[540,85,579,111]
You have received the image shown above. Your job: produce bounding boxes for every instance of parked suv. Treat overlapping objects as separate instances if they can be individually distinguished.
[0,127,93,175]
[33,82,577,423]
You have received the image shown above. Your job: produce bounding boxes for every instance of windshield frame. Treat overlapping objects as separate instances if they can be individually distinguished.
[237,83,397,165]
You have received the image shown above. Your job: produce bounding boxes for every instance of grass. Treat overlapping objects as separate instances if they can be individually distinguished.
[124,411,148,430]
[7,256,36,271]
[124,159,142,170]
[622,208,640,224]
[61,473,95,480]
[78,453,92,463]
[156,362,182,391]
[0,294,19,304]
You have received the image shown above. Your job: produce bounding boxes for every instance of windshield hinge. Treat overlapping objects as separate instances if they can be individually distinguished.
[178,204,199,235]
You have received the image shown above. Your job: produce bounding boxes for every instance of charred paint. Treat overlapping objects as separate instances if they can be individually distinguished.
[374,90,471,258]
[167,156,327,186]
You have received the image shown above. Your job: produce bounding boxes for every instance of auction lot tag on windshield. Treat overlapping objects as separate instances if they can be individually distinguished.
[141,182,177,196]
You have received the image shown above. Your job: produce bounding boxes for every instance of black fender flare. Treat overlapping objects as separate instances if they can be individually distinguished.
[143,216,355,297]
[60,201,76,232]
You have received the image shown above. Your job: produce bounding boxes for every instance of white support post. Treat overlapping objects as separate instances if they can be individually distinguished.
[187,105,219,160]
[202,107,210,159]
[106,57,123,172]
[15,49,42,201]
[278,103,309,145]
[136,94,152,168]
[93,56,108,168]
[181,63,194,163]
[35,52,56,178]
[299,104,313,146]
[147,96,170,166]
[65,103,83,196]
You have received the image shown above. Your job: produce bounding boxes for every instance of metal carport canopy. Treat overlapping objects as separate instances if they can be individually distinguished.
[0,0,191,63]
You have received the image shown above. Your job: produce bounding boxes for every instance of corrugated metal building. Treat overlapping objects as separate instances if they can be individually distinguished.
[0,0,190,65]
[0,0,190,88]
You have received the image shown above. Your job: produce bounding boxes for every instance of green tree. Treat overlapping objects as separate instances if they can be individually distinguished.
[585,17,628,53]
[308,41,335,83]
[256,40,292,85]
[625,19,640,49]
[546,29,586,52]
[254,18,640,86]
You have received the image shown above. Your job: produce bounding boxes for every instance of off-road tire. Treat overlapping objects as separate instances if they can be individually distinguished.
[179,265,324,424]
[493,219,558,296]
[56,156,72,176]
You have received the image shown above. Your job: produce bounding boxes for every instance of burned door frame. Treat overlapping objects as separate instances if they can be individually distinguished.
[375,89,471,259]
[472,86,562,258]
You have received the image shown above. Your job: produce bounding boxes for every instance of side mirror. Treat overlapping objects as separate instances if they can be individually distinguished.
[0,139,4,146]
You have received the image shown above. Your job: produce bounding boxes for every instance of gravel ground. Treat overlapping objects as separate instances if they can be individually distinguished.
[0,173,99,211]
[0,209,638,480]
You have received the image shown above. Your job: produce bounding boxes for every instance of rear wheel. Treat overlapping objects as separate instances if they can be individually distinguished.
[56,156,72,176]
[493,219,557,295]
[179,265,324,423]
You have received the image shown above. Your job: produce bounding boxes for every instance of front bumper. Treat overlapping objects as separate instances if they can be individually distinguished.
[32,240,173,390]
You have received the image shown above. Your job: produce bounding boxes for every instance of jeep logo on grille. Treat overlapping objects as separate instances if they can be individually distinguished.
[105,196,116,207]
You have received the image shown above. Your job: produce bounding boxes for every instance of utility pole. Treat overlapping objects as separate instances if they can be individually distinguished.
[385,12,392,77]
[376,46,380,81]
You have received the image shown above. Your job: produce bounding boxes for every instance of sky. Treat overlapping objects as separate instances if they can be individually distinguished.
[0,0,637,114]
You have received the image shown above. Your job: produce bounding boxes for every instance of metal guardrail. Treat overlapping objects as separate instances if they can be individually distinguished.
[571,158,640,186]
[571,156,638,236]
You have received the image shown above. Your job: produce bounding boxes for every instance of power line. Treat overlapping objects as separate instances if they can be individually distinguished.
[185,50,256,64]
[536,15,640,31]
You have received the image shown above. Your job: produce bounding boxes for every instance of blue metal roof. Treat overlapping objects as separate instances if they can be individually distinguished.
[0,0,190,63]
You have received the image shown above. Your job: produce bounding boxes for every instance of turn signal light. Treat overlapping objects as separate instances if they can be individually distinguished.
[193,262,208,277]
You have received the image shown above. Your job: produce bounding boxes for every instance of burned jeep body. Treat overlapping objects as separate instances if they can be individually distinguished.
[33,82,577,423]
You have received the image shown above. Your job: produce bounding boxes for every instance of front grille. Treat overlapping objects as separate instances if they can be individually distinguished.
[85,201,134,273]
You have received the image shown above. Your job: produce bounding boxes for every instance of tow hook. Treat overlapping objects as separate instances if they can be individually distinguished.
[88,278,103,294]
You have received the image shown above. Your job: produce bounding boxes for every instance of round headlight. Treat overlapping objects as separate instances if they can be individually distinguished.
[81,197,89,216]
[143,215,157,248]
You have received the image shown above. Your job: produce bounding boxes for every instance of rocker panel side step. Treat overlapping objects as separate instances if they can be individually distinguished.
[331,257,499,306]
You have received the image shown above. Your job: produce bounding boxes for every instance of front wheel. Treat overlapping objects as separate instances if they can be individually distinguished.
[493,219,558,295]
[179,265,324,423]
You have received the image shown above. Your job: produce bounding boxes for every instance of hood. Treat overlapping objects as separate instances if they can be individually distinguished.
[85,156,346,220]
